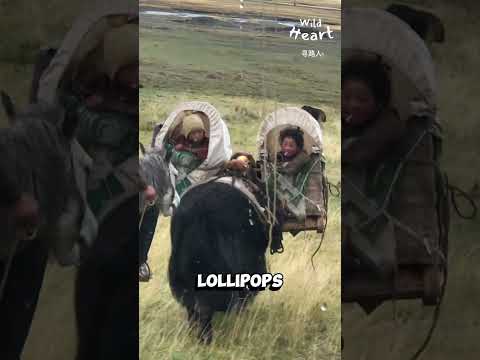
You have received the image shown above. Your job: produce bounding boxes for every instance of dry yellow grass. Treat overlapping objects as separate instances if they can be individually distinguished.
[140,219,340,360]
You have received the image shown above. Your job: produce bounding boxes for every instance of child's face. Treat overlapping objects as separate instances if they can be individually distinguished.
[109,63,139,106]
[281,137,299,158]
[115,63,139,90]
[188,129,205,144]
[342,78,378,126]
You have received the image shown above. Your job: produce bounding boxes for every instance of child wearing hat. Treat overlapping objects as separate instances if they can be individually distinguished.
[61,22,140,218]
[165,113,209,173]
[172,113,209,162]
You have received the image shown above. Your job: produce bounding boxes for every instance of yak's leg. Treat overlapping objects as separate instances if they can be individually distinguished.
[0,241,48,359]
[187,304,213,344]
[186,306,196,323]
[98,225,138,360]
[75,261,105,360]
[197,304,214,345]
[76,197,138,359]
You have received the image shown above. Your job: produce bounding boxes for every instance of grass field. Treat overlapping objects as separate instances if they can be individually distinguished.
[139,5,341,360]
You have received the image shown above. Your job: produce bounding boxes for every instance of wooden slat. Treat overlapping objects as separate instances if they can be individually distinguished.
[342,266,443,304]
[342,268,424,302]
[282,215,326,232]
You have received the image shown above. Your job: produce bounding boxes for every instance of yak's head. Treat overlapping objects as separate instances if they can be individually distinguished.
[387,4,445,44]
[302,106,327,123]
[0,91,84,264]
[139,143,174,216]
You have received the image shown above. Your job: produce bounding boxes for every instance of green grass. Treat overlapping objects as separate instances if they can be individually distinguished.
[139,8,341,360]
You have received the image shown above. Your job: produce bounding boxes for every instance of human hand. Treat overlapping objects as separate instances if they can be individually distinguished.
[13,193,39,241]
[144,185,157,204]
[228,159,248,171]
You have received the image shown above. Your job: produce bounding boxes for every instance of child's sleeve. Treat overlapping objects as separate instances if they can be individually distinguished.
[343,108,406,164]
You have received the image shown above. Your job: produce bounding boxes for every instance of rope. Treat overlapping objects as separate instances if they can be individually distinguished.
[342,175,434,256]
[297,157,322,195]
[266,0,281,255]
[344,123,450,359]
[268,161,325,210]
[268,113,281,254]
[328,180,340,197]
[409,265,447,360]
[138,199,156,231]
[407,159,451,359]
[448,184,477,220]
[375,128,431,215]
[407,128,452,360]
[343,127,444,257]
[310,174,329,270]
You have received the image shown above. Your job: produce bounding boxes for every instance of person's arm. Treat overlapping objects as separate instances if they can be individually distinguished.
[61,94,96,147]
[342,108,406,164]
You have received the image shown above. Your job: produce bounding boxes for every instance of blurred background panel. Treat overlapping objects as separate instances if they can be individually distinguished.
[1,2,101,359]
[342,1,480,359]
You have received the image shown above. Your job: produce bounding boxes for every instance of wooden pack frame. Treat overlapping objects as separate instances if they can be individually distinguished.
[256,107,327,234]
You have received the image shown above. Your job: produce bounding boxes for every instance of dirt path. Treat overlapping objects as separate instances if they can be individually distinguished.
[22,264,77,360]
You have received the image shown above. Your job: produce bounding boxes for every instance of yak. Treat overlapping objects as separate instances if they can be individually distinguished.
[169,180,270,343]
[387,4,445,44]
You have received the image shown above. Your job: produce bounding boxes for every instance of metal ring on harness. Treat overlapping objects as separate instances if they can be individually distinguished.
[139,198,157,231]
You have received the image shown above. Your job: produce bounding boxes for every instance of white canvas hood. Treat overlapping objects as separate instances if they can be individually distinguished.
[343,8,437,121]
[155,101,233,170]
[37,0,137,105]
[257,107,323,160]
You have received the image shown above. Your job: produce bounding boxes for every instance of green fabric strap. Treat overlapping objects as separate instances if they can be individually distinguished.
[171,150,202,174]
[175,177,192,197]
[87,173,125,216]
[293,157,318,198]
[268,157,316,200]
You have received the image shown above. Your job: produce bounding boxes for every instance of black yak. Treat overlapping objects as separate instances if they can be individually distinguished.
[169,181,269,343]
[387,4,445,44]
